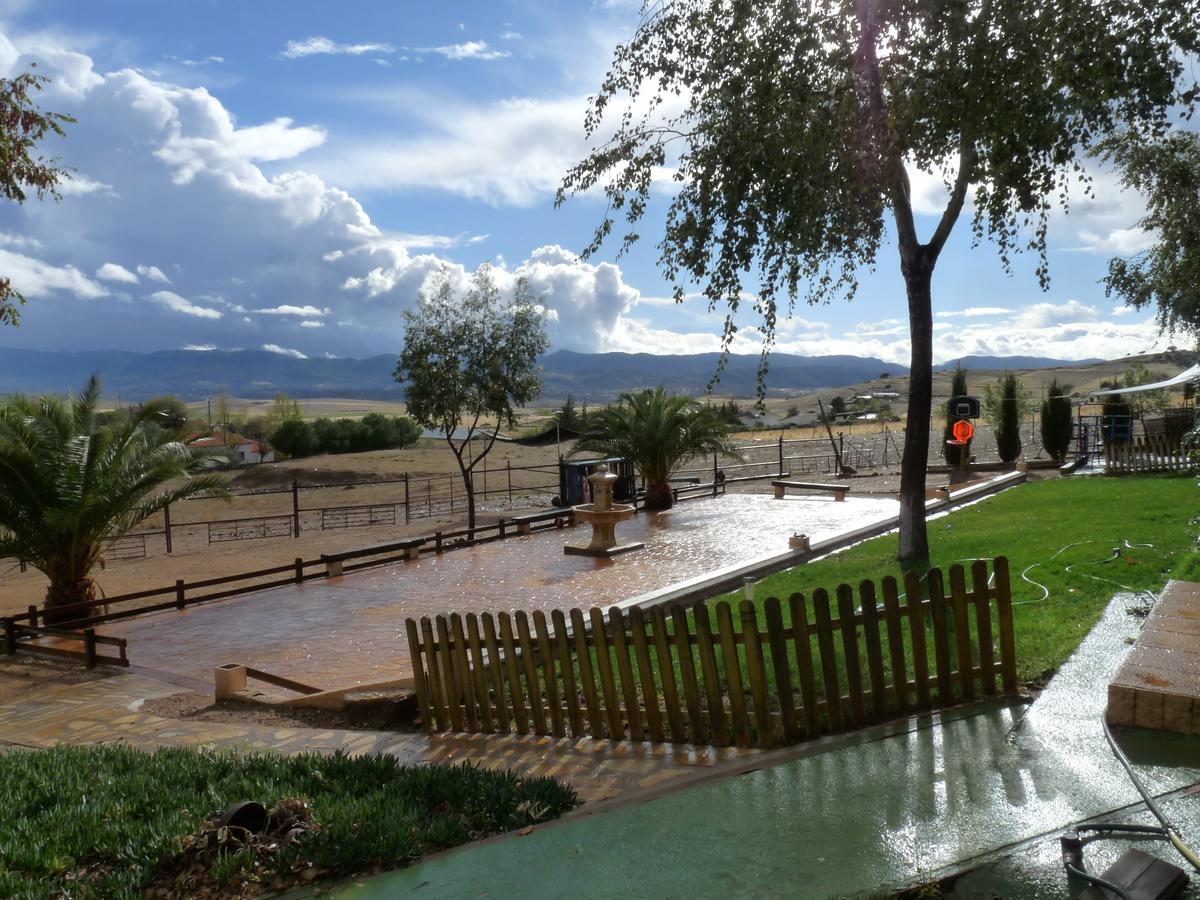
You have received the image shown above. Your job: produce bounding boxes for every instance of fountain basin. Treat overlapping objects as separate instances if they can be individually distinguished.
[566,502,644,557]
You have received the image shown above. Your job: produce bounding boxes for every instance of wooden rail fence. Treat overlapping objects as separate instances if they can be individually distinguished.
[1105,434,1196,475]
[406,557,1017,748]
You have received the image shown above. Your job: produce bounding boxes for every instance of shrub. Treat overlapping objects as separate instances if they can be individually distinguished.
[269,418,318,458]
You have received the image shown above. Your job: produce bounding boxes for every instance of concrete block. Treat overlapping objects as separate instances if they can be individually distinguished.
[1162,693,1194,734]
[327,559,344,577]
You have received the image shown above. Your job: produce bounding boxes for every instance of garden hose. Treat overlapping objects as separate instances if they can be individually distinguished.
[1103,717,1200,874]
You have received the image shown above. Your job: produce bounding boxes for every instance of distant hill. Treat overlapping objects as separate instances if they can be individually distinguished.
[0,348,906,402]
[934,355,1105,372]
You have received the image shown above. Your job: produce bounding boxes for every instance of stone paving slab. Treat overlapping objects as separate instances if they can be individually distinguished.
[0,664,761,806]
[1108,580,1200,735]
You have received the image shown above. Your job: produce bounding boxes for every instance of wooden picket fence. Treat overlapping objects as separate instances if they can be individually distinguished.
[1105,434,1196,474]
[404,557,1017,748]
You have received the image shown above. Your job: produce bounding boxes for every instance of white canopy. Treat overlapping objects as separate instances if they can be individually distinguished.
[1090,364,1200,396]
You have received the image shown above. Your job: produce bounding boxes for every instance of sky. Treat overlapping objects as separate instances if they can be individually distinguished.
[0,0,1183,367]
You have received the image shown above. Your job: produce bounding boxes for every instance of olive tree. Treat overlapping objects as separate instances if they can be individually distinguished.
[559,0,1197,562]
[0,66,74,326]
[395,265,548,529]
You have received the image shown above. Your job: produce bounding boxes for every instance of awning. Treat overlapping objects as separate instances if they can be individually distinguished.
[1090,364,1200,396]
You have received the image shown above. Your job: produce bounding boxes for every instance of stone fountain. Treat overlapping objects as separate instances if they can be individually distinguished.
[565,463,644,557]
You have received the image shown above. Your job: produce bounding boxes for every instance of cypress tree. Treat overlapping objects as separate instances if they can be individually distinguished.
[942,363,969,466]
[995,371,1023,463]
[1040,378,1073,462]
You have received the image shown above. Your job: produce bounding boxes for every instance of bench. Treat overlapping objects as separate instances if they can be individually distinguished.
[321,536,425,576]
[772,480,849,501]
[509,509,573,535]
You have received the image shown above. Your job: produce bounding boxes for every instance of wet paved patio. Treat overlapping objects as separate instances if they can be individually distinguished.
[103,494,898,689]
[330,596,1200,899]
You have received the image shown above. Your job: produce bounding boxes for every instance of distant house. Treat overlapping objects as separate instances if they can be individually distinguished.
[185,429,275,464]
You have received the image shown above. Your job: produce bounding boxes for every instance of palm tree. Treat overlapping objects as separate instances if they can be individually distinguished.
[573,388,740,510]
[0,376,229,622]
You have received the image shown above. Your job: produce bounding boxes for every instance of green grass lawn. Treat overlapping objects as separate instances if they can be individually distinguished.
[0,745,576,899]
[720,474,1200,682]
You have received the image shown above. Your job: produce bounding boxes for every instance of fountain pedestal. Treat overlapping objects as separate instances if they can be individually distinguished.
[565,464,645,557]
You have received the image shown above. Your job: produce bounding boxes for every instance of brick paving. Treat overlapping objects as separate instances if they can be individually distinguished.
[0,663,761,804]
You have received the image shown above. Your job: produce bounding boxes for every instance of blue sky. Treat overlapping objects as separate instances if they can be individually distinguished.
[0,0,1179,367]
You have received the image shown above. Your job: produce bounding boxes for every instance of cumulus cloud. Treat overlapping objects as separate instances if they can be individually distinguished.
[282,37,394,59]
[262,343,307,358]
[299,320,324,328]
[935,307,1013,319]
[183,343,217,350]
[96,262,139,283]
[151,290,223,318]
[1015,299,1099,330]
[1066,227,1156,255]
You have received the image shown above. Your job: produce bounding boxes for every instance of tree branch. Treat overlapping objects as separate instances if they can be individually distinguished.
[927,139,978,258]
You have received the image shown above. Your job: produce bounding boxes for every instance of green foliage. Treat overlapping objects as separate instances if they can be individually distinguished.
[573,387,740,509]
[942,364,969,465]
[1098,380,1135,445]
[1121,361,1171,420]
[1040,378,1074,462]
[0,377,229,612]
[785,403,801,418]
[141,395,189,432]
[829,396,846,416]
[309,414,421,455]
[990,371,1024,463]
[1098,129,1200,333]
[269,418,318,459]
[714,399,743,426]
[0,65,75,327]
[0,744,576,898]
[395,264,549,527]
[555,394,581,431]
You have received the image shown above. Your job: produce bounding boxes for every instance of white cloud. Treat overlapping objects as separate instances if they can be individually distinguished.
[228,118,325,162]
[182,343,217,350]
[1015,299,1099,330]
[422,41,509,61]
[935,306,1013,319]
[58,173,114,196]
[0,248,107,299]
[281,37,394,59]
[96,262,139,283]
[1112,306,1136,317]
[254,304,331,316]
[1066,227,1156,255]
[299,319,324,328]
[262,343,307,358]
[136,264,170,283]
[150,289,222,318]
[311,94,587,206]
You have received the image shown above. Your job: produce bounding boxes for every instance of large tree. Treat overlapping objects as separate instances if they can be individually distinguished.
[0,377,228,621]
[0,65,74,327]
[574,387,738,510]
[560,0,1197,562]
[395,265,549,529]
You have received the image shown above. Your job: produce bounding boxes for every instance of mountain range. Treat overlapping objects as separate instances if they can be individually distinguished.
[0,347,1100,402]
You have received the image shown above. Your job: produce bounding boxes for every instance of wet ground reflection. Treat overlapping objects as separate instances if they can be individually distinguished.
[109,494,898,688]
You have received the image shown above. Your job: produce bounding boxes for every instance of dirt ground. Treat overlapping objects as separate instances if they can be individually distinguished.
[140,691,417,732]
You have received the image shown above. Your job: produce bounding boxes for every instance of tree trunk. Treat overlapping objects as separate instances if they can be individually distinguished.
[643,479,674,511]
[898,254,934,564]
[43,573,97,625]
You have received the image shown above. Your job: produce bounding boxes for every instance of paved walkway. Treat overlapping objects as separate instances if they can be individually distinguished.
[0,663,761,805]
[97,495,898,690]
